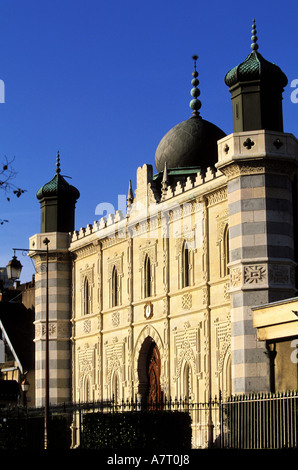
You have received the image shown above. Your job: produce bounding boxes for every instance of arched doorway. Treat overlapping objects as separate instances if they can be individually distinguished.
[137,337,162,404]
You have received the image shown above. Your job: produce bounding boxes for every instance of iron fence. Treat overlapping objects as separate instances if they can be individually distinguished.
[1,391,298,449]
[69,396,222,449]
[221,391,298,449]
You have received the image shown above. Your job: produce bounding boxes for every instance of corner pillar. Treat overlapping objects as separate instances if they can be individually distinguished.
[217,130,298,393]
[29,232,73,406]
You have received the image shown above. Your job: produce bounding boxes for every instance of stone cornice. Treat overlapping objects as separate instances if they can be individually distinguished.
[216,130,298,180]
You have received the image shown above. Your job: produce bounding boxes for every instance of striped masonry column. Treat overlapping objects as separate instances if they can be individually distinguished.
[217,131,297,394]
[29,233,73,407]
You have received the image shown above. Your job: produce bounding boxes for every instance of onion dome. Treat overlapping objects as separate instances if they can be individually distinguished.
[155,55,226,174]
[37,152,80,233]
[37,151,80,201]
[224,20,288,133]
[225,20,288,89]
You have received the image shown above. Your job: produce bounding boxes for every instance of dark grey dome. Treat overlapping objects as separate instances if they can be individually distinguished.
[155,115,226,173]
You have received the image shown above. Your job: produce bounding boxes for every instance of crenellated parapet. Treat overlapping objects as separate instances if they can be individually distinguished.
[70,162,225,246]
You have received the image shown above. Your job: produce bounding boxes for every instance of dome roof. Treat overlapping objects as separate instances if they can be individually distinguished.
[155,55,226,174]
[36,152,80,201]
[155,116,226,173]
[225,20,288,89]
[225,51,288,89]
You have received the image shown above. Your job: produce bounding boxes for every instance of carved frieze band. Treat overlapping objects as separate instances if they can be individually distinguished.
[206,187,227,207]
[220,160,294,180]
[35,320,70,339]
[230,263,294,289]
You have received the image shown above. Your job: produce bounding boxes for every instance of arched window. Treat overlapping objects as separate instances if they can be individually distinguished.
[182,241,190,288]
[223,225,230,276]
[183,362,192,400]
[144,255,151,298]
[84,376,91,402]
[112,371,120,404]
[84,278,90,315]
[112,266,118,307]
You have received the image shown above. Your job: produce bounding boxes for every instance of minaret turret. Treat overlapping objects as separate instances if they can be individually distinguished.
[36,151,80,233]
[30,153,80,409]
[217,21,298,394]
[225,19,288,133]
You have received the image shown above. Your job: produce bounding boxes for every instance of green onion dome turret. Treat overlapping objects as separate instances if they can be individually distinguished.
[224,19,288,133]
[37,152,80,234]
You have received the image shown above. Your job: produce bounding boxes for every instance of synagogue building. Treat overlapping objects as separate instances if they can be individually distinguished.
[29,21,298,447]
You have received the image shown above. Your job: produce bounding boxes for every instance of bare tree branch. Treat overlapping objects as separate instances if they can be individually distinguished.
[0,156,26,224]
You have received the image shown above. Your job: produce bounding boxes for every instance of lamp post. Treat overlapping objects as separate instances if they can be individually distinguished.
[6,237,50,449]
[21,377,30,407]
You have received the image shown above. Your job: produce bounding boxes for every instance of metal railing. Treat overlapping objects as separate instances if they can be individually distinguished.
[1,391,298,449]
[221,391,298,449]
[69,396,221,449]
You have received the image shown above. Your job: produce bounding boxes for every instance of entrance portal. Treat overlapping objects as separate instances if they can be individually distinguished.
[137,337,162,404]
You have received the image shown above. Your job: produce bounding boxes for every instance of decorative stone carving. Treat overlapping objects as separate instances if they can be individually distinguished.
[207,187,227,206]
[112,311,120,327]
[244,265,266,284]
[182,293,192,310]
[243,137,255,150]
[230,267,242,287]
[173,327,199,383]
[83,319,91,334]
[223,282,230,300]
[106,338,123,386]
[78,345,95,378]
[215,319,231,376]
[268,265,289,284]
[107,253,124,279]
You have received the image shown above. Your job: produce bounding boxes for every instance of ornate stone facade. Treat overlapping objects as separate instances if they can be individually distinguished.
[28,27,298,448]
[70,163,232,415]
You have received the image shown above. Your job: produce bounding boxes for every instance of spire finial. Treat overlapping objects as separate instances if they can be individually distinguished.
[162,161,168,184]
[56,150,61,174]
[251,18,259,51]
[127,179,134,206]
[189,54,201,117]
[161,162,168,200]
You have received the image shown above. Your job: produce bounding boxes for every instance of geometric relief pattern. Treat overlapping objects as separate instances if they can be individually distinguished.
[106,338,123,386]
[83,319,91,334]
[182,293,192,310]
[78,345,95,379]
[215,319,231,376]
[230,267,242,287]
[36,321,69,339]
[268,264,290,284]
[112,311,120,327]
[244,265,266,284]
[173,327,199,382]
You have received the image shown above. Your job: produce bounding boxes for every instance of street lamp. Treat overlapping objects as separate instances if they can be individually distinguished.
[6,254,23,282]
[6,237,50,450]
[21,377,30,407]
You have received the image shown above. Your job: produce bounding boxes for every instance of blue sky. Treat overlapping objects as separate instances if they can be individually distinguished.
[0,0,297,282]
